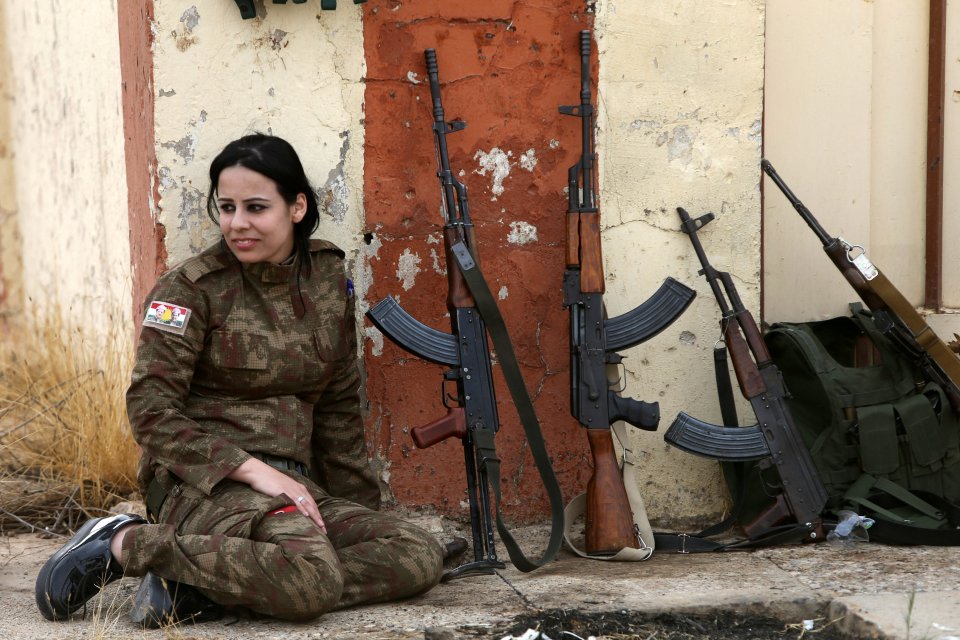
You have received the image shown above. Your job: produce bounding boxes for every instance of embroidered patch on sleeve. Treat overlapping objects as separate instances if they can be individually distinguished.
[143,300,192,335]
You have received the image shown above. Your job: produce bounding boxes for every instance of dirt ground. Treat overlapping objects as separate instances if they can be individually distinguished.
[4,506,960,640]
[499,608,849,640]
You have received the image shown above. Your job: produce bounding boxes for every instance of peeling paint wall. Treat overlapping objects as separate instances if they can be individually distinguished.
[1,0,132,324]
[363,0,594,521]
[594,1,765,527]
[118,2,163,331]
[362,1,765,528]
[152,1,367,269]
[2,0,766,529]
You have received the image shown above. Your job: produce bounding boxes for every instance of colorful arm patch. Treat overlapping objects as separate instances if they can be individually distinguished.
[143,300,192,335]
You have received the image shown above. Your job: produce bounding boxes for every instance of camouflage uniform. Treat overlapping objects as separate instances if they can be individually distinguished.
[123,239,442,620]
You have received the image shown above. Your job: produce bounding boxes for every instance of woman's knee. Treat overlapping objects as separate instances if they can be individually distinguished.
[396,522,445,593]
[267,555,344,621]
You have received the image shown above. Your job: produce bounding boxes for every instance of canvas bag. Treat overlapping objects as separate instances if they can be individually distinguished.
[727,307,960,543]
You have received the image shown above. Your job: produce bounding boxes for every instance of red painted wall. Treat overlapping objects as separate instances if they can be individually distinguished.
[362,1,595,523]
[118,2,165,332]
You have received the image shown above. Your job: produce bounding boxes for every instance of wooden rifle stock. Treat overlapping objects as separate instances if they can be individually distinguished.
[411,407,468,449]
[585,428,636,554]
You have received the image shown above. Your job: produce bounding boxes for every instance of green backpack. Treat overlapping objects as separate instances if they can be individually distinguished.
[727,307,960,544]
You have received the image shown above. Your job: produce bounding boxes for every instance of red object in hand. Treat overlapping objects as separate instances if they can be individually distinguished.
[268,505,298,516]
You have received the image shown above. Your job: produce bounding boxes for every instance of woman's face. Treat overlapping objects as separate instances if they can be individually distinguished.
[216,165,307,265]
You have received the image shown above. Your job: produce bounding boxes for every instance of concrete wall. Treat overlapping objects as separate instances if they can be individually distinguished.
[0,0,132,325]
[0,0,768,528]
[151,1,367,272]
[942,0,960,310]
[118,2,164,326]
[361,0,764,527]
[19,0,948,530]
[0,1,20,317]
[594,0,765,526]
[763,1,931,323]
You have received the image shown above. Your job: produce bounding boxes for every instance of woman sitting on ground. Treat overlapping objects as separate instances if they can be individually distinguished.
[35,133,444,626]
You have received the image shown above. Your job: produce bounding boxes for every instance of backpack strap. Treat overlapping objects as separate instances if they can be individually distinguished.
[843,474,960,545]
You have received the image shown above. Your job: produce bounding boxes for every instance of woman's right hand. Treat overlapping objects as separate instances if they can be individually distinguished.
[228,458,326,533]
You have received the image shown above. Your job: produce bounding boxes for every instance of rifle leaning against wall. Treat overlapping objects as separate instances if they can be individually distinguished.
[560,29,697,557]
[367,49,564,580]
[664,207,828,544]
[762,159,960,414]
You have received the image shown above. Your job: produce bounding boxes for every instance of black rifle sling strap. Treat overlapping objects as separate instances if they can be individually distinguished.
[450,241,565,571]
[691,338,746,539]
[714,338,740,428]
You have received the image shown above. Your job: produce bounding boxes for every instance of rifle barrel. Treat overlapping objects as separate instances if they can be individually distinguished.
[677,208,732,316]
[577,30,595,213]
[761,159,832,246]
[425,49,466,229]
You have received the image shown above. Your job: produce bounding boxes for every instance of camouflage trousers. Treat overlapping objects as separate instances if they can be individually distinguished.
[120,475,444,621]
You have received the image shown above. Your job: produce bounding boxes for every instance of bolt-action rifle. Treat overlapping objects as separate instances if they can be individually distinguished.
[664,207,828,541]
[559,30,697,556]
[762,159,960,413]
[367,49,564,580]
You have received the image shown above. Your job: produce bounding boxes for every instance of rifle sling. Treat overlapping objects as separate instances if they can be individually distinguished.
[714,341,740,428]
[450,241,565,572]
[872,271,960,385]
[696,340,745,537]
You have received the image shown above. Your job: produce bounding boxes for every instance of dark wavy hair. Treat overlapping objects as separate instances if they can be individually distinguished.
[206,133,320,261]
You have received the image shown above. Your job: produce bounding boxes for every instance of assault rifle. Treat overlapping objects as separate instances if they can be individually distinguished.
[762,159,960,413]
[559,30,696,556]
[367,49,564,580]
[664,207,827,541]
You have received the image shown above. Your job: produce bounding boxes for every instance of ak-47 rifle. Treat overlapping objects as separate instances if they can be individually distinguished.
[665,207,828,541]
[367,49,564,580]
[762,159,960,413]
[559,30,697,556]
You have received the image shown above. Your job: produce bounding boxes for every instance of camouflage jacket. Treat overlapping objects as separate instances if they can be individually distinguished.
[127,239,381,510]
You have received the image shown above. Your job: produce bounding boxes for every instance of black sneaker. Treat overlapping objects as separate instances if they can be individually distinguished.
[35,513,147,621]
[129,571,223,628]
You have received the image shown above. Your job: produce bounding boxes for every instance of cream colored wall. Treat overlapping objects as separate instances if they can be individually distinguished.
[942,0,960,310]
[0,0,20,316]
[152,1,366,278]
[763,1,930,323]
[764,1,875,322]
[0,0,132,324]
[595,0,766,525]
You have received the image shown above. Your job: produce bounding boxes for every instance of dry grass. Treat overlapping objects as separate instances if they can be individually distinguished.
[0,307,139,534]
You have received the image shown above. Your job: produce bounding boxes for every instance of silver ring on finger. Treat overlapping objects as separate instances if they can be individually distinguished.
[297,495,306,503]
